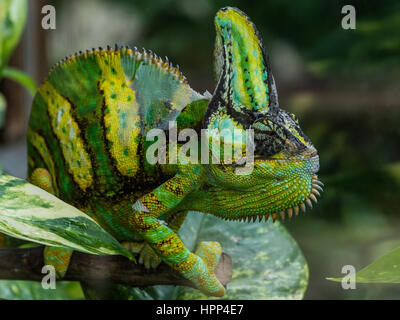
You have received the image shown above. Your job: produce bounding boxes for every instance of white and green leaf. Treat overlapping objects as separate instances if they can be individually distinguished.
[0,174,134,260]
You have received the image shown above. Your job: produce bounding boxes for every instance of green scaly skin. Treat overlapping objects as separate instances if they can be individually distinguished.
[2,7,322,297]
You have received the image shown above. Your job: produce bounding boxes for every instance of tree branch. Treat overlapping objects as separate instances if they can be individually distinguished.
[0,246,232,290]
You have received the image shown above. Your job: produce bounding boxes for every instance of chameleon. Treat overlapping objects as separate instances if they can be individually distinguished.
[1,7,322,297]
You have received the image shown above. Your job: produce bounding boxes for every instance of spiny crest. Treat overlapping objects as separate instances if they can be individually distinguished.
[47,44,187,85]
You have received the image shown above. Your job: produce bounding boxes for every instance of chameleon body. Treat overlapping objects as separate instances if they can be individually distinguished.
[9,7,322,296]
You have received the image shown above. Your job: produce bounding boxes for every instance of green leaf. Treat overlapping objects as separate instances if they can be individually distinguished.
[2,67,36,95]
[0,174,134,261]
[0,0,27,71]
[327,247,400,283]
[177,214,309,300]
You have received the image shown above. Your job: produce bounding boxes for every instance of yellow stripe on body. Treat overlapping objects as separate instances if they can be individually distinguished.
[38,82,93,191]
[96,51,141,177]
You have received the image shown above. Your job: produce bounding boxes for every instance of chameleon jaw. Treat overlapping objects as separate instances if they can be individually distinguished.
[275,175,323,222]
[226,174,323,223]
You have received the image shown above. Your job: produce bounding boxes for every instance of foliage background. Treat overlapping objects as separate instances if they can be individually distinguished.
[0,0,400,299]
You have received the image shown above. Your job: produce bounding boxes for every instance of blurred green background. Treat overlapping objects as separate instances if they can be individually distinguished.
[0,0,400,299]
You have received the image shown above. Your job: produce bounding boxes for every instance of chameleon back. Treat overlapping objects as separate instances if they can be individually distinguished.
[27,46,206,207]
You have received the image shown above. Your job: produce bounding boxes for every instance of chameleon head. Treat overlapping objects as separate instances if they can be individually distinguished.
[203,7,322,221]
[248,109,322,221]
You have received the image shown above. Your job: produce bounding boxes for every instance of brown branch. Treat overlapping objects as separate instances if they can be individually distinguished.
[0,246,232,290]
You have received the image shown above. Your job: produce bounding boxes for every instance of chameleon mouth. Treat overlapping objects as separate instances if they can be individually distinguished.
[234,174,323,223]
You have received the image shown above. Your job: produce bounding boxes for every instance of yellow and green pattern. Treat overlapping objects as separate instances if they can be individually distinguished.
[4,7,323,297]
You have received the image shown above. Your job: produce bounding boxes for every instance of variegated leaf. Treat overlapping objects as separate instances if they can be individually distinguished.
[0,174,134,260]
[177,213,308,300]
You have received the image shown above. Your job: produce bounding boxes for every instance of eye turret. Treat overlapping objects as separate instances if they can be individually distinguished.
[252,119,286,156]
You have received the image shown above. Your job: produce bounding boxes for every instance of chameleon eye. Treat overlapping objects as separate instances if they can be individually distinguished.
[252,119,286,156]
[289,112,299,124]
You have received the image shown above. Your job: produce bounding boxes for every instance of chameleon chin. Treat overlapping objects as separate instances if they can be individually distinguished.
[23,6,321,297]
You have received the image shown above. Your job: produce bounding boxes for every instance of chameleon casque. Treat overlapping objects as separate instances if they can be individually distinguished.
[10,7,323,296]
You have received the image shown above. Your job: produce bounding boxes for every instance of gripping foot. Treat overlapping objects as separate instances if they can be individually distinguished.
[122,241,162,269]
[195,241,222,273]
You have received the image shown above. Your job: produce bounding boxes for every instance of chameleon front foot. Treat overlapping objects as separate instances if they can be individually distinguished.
[178,241,225,297]
[122,241,162,269]
[194,241,222,273]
